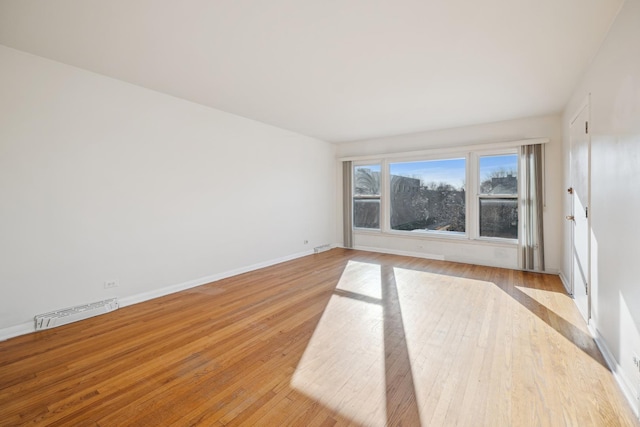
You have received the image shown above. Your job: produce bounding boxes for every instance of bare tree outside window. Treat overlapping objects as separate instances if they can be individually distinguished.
[353,165,380,229]
[389,159,466,234]
[351,154,519,239]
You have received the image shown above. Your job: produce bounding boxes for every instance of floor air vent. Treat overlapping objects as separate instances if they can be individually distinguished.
[314,244,332,254]
[34,298,119,331]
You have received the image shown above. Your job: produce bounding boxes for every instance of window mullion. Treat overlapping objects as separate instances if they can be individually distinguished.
[468,152,479,239]
[381,159,389,233]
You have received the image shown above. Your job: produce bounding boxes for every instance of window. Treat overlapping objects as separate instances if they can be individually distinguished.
[353,164,380,229]
[478,154,518,239]
[349,148,523,242]
[389,159,466,234]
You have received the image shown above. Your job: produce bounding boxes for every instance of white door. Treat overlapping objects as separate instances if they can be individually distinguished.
[569,102,590,321]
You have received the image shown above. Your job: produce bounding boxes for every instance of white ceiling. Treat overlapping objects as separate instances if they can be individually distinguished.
[0,0,623,142]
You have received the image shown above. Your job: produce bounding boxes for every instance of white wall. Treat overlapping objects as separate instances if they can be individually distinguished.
[336,115,564,272]
[562,0,640,415]
[0,45,336,337]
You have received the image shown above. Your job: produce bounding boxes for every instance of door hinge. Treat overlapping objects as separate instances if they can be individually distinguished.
[585,121,589,134]
[585,207,588,218]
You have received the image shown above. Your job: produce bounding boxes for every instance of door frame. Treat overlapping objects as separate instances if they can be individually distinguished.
[569,95,591,321]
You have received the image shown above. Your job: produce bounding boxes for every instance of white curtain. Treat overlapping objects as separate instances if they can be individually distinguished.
[342,161,353,249]
[520,144,545,271]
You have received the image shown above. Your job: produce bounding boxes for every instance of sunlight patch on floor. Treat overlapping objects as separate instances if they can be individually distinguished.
[515,285,568,309]
[291,261,386,426]
[392,267,506,425]
[291,261,619,426]
[335,259,383,300]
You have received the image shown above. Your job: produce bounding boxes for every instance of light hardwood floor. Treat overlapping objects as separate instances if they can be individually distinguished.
[1,249,638,426]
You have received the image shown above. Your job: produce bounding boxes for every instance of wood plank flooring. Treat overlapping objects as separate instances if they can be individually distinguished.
[0,249,638,426]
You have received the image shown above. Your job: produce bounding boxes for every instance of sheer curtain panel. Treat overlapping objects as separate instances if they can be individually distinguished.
[520,144,545,271]
[342,161,353,249]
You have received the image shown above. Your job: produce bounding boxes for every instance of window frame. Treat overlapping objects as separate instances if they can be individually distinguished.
[474,149,520,243]
[349,146,524,246]
[352,161,383,232]
[385,154,469,239]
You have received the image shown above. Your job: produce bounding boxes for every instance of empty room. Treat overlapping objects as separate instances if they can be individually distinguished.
[1,0,639,425]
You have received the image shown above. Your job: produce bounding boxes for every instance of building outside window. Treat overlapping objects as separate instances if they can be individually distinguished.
[351,151,519,241]
[478,154,519,239]
[389,159,466,234]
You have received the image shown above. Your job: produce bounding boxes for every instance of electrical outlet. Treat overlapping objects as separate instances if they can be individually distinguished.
[104,280,119,289]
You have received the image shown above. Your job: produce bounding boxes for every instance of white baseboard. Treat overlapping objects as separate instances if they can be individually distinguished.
[588,324,640,420]
[0,321,34,342]
[353,245,445,261]
[559,270,572,295]
[0,248,317,342]
[352,245,562,275]
[119,248,315,308]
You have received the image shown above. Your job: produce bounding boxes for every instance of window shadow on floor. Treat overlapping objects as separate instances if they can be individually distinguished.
[330,264,423,425]
[509,285,608,369]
